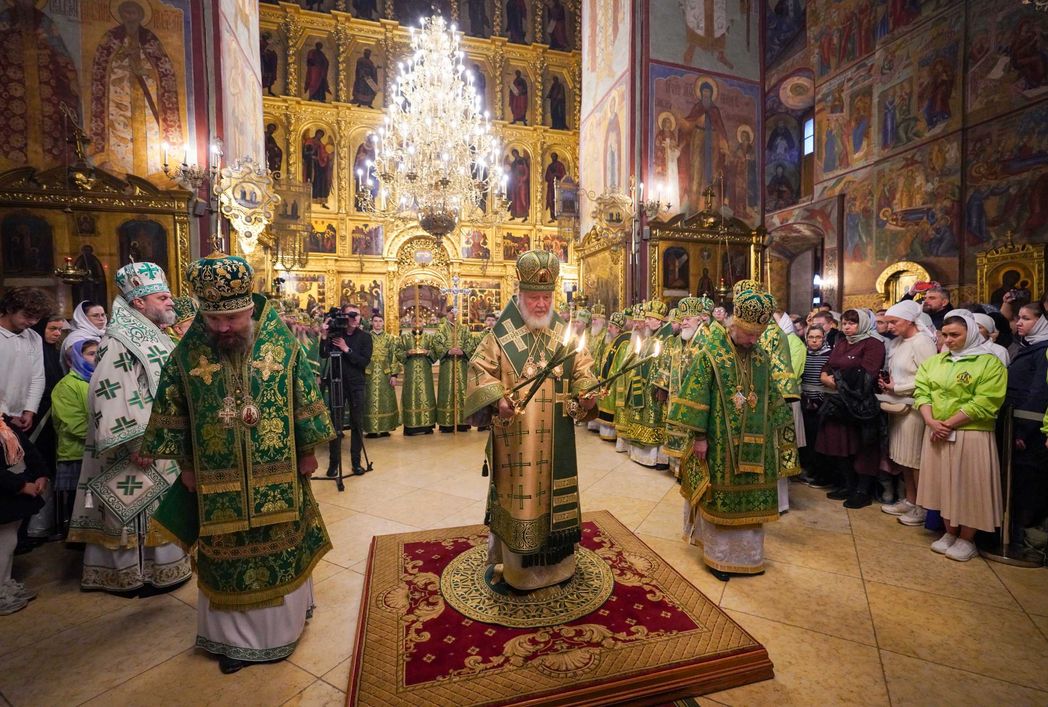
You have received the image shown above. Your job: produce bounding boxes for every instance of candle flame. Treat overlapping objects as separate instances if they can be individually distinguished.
[633,335,642,355]
[576,333,586,354]
[561,323,572,348]
[652,340,662,358]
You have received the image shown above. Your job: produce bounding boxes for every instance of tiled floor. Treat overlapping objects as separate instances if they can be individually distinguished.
[3,430,1047,706]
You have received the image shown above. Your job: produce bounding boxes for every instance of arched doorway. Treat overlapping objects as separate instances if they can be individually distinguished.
[766,223,825,315]
[387,235,453,333]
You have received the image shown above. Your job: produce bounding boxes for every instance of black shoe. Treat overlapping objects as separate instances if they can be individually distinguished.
[654,463,670,470]
[13,542,34,556]
[439,426,454,433]
[379,432,390,437]
[364,433,379,439]
[352,464,368,476]
[843,493,872,509]
[423,428,434,434]
[326,467,338,477]
[710,568,731,582]
[807,478,834,489]
[826,488,849,501]
[219,655,248,675]
[477,425,490,432]
[457,425,471,432]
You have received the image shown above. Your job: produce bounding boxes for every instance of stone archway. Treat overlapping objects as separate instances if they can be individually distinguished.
[387,234,454,333]
[767,223,825,315]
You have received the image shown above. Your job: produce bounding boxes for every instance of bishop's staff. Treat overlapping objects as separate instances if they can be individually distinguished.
[579,336,662,396]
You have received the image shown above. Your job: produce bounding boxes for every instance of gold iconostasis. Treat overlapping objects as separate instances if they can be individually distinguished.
[258,2,582,331]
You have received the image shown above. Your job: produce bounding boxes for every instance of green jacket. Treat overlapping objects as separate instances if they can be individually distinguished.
[914,352,1007,431]
[51,371,89,462]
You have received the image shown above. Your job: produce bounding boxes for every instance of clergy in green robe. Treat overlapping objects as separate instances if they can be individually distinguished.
[399,327,438,435]
[612,306,645,451]
[596,310,629,441]
[434,310,477,431]
[618,299,672,468]
[659,298,710,477]
[463,251,598,591]
[585,304,607,432]
[363,313,401,435]
[666,286,793,581]
[143,252,335,674]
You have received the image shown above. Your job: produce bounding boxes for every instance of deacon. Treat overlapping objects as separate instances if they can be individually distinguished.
[467,312,499,431]
[68,262,191,594]
[363,313,401,437]
[434,307,477,432]
[399,321,438,435]
[595,310,628,441]
[464,251,597,590]
[143,252,335,674]
[618,299,671,468]
[667,285,793,581]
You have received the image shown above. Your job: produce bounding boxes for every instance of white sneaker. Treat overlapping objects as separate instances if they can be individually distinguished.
[2,579,35,602]
[898,506,927,527]
[931,532,958,554]
[881,499,914,516]
[945,538,979,562]
[0,587,28,616]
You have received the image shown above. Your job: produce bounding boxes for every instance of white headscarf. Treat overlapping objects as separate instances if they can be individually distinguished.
[915,312,937,343]
[972,313,996,337]
[60,300,107,367]
[1021,309,1048,346]
[844,308,874,345]
[943,309,995,361]
[886,300,921,322]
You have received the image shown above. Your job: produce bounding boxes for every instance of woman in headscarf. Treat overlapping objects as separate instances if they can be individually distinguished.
[816,309,886,508]
[879,300,939,527]
[915,309,1006,562]
[972,313,1010,366]
[60,301,107,368]
[51,338,99,538]
[1000,302,1048,543]
[800,325,832,487]
[24,315,68,545]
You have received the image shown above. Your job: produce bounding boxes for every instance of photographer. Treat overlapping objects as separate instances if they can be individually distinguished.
[320,305,372,476]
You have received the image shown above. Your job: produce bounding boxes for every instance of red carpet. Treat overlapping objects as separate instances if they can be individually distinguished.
[347,510,772,706]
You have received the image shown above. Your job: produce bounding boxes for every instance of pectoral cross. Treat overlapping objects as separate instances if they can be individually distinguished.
[219,396,238,428]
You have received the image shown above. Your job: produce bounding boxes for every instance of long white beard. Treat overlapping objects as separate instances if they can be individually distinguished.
[590,322,605,337]
[521,305,553,331]
[681,325,698,341]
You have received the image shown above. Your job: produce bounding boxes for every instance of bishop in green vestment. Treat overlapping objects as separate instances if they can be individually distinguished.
[618,299,672,467]
[363,313,401,435]
[399,327,438,434]
[434,310,477,431]
[464,251,597,591]
[596,310,629,441]
[585,305,607,432]
[658,297,713,477]
[143,253,334,674]
[666,286,793,581]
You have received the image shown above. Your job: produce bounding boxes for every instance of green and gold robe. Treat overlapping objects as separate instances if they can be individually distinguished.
[667,325,793,528]
[398,330,437,430]
[617,329,669,449]
[143,295,335,611]
[464,297,597,589]
[597,331,630,434]
[364,330,401,434]
[433,321,477,428]
[759,324,801,477]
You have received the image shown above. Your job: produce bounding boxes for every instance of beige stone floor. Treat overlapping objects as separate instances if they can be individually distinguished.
[3,430,1048,707]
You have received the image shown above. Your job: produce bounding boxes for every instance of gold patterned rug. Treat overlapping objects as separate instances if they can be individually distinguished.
[346,510,772,706]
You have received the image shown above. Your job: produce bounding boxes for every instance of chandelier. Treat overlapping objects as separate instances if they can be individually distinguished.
[365,15,503,237]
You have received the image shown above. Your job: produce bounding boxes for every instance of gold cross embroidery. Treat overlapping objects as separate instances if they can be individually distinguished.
[251,351,284,381]
[189,356,222,385]
[497,323,530,353]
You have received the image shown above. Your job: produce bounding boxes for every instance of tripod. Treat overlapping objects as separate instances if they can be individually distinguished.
[317,349,373,492]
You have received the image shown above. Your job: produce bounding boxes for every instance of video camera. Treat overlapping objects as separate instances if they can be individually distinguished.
[326,307,359,338]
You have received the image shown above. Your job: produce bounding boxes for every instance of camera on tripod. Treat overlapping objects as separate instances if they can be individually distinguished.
[326,309,358,340]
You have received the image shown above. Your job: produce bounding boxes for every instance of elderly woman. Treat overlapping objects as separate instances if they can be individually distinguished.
[60,301,106,368]
[1002,302,1048,541]
[879,301,939,526]
[973,313,1010,366]
[915,310,1007,561]
[816,309,886,508]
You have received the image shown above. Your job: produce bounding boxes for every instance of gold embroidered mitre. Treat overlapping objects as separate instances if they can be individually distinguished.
[516,250,559,292]
[186,252,255,313]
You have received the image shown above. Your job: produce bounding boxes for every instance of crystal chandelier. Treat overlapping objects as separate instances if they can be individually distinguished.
[366,15,503,237]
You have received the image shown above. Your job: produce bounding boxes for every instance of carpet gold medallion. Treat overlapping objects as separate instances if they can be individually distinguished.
[440,546,615,628]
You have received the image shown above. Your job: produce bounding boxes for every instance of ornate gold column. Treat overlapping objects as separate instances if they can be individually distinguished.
[335,22,351,103]
[283,12,303,98]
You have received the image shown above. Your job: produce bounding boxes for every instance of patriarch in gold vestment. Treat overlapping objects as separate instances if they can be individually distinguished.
[464,251,597,591]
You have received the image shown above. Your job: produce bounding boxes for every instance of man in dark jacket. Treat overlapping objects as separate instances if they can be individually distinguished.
[321,308,373,476]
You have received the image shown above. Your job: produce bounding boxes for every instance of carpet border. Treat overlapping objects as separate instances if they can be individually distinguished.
[345,510,774,706]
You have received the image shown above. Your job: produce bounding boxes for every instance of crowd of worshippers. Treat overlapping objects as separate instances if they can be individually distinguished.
[585,283,1047,573]
[1,269,1046,609]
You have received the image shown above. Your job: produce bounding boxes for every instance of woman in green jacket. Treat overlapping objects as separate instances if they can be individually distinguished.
[51,339,98,538]
[914,310,1006,562]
